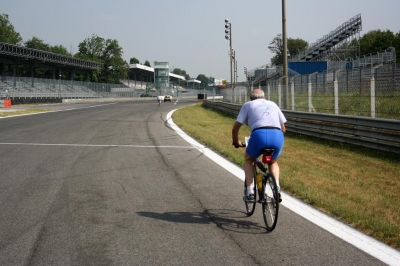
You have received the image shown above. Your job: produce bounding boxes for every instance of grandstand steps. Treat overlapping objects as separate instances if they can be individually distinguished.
[290,14,361,62]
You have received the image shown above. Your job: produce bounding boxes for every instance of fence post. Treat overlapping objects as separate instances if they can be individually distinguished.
[308,75,312,112]
[267,83,271,101]
[291,77,295,111]
[371,76,376,118]
[278,83,282,108]
[334,68,345,115]
[370,65,381,118]
[334,78,339,115]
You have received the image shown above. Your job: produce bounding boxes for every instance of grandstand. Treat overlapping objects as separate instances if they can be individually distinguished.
[290,14,362,62]
[0,44,210,103]
[249,14,397,87]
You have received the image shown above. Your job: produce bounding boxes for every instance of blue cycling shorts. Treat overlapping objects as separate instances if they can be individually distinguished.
[246,128,284,160]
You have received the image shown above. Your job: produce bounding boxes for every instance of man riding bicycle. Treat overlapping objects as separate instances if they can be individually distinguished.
[232,89,286,203]
[157,95,162,106]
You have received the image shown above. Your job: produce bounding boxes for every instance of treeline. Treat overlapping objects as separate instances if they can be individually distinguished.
[0,14,204,85]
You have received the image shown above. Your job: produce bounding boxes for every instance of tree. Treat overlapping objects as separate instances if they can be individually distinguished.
[196,74,209,89]
[0,14,22,45]
[23,37,53,77]
[101,38,129,83]
[359,29,397,56]
[268,34,283,66]
[172,68,190,80]
[49,45,69,56]
[76,34,105,62]
[172,68,182,75]
[287,38,308,58]
[268,34,308,66]
[24,36,50,51]
[129,57,140,64]
[144,60,151,67]
[394,32,400,61]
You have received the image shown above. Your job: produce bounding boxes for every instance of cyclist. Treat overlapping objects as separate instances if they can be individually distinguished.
[232,89,286,203]
[157,95,162,106]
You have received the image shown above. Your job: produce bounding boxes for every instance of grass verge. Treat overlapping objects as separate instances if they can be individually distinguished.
[172,103,400,250]
[0,109,50,117]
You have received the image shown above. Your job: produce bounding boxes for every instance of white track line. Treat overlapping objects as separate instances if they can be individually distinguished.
[166,109,400,266]
[0,143,196,149]
[0,103,117,118]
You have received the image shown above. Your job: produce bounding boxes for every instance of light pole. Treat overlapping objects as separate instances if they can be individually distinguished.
[282,0,288,109]
[244,66,249,91]
[225,19,233,102]
[58,70,61,99]
[232,49,237,102]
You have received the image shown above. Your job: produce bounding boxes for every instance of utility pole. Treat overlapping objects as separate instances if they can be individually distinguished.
[282,0,288,109]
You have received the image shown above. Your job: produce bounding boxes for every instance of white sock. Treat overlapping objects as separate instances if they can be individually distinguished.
[246,186,254,196]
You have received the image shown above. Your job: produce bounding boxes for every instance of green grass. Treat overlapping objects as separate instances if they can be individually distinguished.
[172,103,400,250]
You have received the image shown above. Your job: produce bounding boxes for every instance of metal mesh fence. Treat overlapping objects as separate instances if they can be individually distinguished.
[228,63,400,120]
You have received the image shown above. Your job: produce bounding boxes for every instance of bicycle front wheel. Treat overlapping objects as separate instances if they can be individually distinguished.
[262,173,279,231]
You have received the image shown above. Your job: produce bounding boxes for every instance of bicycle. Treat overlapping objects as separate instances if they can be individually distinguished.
[240,139,280,232]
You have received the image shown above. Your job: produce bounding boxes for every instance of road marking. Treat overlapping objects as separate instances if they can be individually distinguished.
[0,143,196,149]
[0,103,117,118]
[166,109,400,266]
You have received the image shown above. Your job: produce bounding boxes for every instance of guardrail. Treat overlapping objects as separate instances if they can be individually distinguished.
[202,100,400,154]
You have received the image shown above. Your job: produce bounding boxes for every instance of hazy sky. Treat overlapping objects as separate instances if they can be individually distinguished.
[2,0,400,81]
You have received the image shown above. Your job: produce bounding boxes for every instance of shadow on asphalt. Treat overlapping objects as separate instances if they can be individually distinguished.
[137,209,269,234]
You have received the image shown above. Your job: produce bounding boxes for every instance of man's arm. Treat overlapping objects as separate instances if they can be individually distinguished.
[281,123,286,134]
[232,121,243,147]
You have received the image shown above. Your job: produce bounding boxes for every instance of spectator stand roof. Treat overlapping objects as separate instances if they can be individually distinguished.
[128,64,186,83]
[186,78,201,83]
[0,42,103,73]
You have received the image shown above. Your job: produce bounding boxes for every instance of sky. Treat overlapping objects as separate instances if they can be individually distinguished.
[2,0,400,82]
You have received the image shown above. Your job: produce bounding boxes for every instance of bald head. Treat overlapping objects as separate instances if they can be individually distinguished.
[250,89,265,100]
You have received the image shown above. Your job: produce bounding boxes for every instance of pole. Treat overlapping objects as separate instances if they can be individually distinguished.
[229,25,233,103]
[282,0,288,109]
[59,70,61,99]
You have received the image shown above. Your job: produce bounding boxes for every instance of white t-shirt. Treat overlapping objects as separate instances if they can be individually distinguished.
[236,99,287,132]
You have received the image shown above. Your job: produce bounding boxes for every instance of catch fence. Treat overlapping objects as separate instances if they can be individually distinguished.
[225,63,400,120]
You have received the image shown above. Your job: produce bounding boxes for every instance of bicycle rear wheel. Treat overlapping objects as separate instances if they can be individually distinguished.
[262,173,279,231]
[244,166,257,216]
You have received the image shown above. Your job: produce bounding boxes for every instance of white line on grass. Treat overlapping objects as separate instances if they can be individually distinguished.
[166,109,400,266]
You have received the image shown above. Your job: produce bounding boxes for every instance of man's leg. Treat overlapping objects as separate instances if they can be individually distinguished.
[244,153,255,197]
[270,161,282,202]
[269,161,279,185]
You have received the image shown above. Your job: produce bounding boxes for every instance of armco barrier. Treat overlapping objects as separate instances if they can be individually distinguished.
[202,100,400,154]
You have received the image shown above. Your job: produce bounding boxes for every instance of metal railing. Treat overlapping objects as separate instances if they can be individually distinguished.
[202,100,400,154]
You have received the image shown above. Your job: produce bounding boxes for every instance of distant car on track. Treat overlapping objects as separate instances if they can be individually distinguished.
[164,95,172,102]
